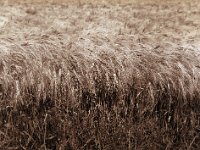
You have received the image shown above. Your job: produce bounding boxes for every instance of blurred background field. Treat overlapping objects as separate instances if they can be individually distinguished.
[1,0,198,4]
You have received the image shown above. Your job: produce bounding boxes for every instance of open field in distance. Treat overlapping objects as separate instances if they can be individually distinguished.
[1,0,199,5]
[0,0,200,149]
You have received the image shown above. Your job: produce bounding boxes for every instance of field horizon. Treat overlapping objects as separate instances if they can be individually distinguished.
[1,0,198,5]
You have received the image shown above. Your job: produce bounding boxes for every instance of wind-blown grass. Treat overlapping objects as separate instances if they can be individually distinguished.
[0,1,200,149]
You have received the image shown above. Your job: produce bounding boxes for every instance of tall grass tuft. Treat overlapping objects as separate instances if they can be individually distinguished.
[0,1,200,149]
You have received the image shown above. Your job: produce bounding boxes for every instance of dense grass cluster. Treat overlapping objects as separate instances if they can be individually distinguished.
[0,1,200,149]
[1,38,200,149]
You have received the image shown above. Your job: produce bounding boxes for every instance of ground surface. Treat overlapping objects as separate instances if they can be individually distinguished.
[1,1,200,55]
[0,0,200,149]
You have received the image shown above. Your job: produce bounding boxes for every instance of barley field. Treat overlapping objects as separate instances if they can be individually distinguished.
[0,0,200,149]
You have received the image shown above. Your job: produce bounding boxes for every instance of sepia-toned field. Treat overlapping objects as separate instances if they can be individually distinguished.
[0,0,200,149]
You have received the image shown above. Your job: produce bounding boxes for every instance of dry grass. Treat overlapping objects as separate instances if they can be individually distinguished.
[1,0,199,5]
[0,1,200,149]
